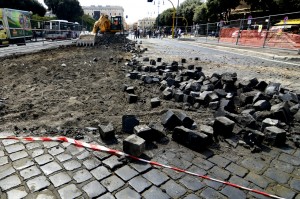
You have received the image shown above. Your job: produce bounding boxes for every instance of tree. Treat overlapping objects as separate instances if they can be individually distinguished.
[177,0,203,26]
[44,0,83,21]
[158,8,175,26]
[206,0,240,22]
[0,0,46,16]
[193,3,208,24]
[244,0,277,14]
[81,14,96,31]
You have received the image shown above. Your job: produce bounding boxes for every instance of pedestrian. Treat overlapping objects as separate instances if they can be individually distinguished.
[134,29,138,40]
[32,27,37,42]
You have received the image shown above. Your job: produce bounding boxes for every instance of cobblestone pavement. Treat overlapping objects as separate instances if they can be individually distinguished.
[0,129,300,199]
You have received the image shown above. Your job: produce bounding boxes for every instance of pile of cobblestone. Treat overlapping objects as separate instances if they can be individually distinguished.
[120,48,300,155]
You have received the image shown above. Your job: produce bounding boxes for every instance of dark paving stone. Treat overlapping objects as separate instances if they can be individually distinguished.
[115,165,139,181]
[179,175,205,191]
[192,157,214,170]
[91,166,111,181]
[209,166,231,180]
[116,187,141,199]
[295,149,300,158]
[270,159,294,173]
[0,164,15,180]
[208,155,231,168]
[83,157,101,170]
[229,175,250,187]
[202,179,223,190]
[130,162,152,173]
[221,186,246,199]
[56,153,72,162]
[5,143,25,154]
[26,176,50,192]
[142,186,170,199]
[241,157,266,173]
[161,180,187,198]
[93,151,111,160]
[129,176,152,193]
[143,169,169,186]
[65,144,85,156]
[73,169,93,183]
[264,167,290,184]
[6,186,28,198]
[9,151,28,161]
[30,149,44,158]
[188,165,207,176]
[83,180,107,198]
[63,160,81,171]
[200,187,227,199]
[77,150,90,160]
[20,165,41,180]
[97,192,114,199]
[0,156,8,166]
[169,157,192,170]
[101,175,125,192]
[0,175,21,191]
[34,154,54,165]
[58,184,82,199]
[290,178,300,192]
[43,142,59,149]
[13,158,34,170]
[278,153,300,166]
[162,168,185,180]
[40,161,62,175]
[269,184,296,199]
[184,194,201,199]
[248,186,273,199]
[225,163,249,177]
[245,172,270,188]
[49,172,72,187]
[102,156,124,170]
[48,146,64,156]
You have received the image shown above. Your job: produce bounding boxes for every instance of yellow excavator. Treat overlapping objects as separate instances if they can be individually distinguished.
[76,14,123,46]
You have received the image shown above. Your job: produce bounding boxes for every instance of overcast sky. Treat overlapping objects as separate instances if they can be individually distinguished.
[38,0,186,24]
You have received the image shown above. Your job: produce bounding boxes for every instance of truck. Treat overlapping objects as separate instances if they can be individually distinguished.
[0,8,33,47]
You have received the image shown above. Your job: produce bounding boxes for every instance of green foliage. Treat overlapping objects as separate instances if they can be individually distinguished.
[177,0,203,26]
[245,0,300,14]
[44,0,83,22]
[193,4,208,24]
[81,14,96,31]
[0,0,46,16]
[158,8,175,26]
[206,0,240,22]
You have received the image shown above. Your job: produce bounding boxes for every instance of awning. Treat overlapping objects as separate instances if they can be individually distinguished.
[275,19,300,25]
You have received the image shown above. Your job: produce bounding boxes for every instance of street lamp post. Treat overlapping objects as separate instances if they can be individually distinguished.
[175,0,179,33]
[166,0,176,38]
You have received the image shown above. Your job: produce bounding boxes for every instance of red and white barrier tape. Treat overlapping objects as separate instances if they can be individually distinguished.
[0,136,284,199]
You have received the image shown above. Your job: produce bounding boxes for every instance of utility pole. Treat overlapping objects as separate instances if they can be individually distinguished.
[175,0,179,32]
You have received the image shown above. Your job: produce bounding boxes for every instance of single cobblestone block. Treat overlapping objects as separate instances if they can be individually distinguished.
[73,169,93,183]
[99,122,115,140]
[229,175,250,187]
[103,155,124,170]
[20,165,41,180]
[264,126,286,146]
[213,116,235,137]
[0,156,8,166]
[220,185,246,199]
[162,89,173,100]
[192,157,214,170]
[56,153,72,162]
[40,161,62,175]
[115,165,138,181]
[143,169,169,186]
[26,142,41,150]
[202,179,223,190]
[265,82,281,96]
[6,186,28,199]
[270,184,296,199]
[271,102,291,123]
[91,166,111,181]
[208,155,231,168]
[116,187,141,199]
[5,143,25,154]
[63,160,81,171]
[49,172,72,188]
[43,141,59,149]
[93,151,111,160]
[98,192,115,199]
[30,148,44,158]
[66,144,85,156]
[128,94,138,103]
[2,139,18,146]
[290,178,300,192]
[245,172,270,188]
[13,158,34,170]
[177,112,194,129]
[129,176,151,193]
[0,175,21,191]
[253,100,271,111]
[225,163,248,177]
[123,134,145,157]
[58,184,82,199]
[200,125,214,143]
[161,110,182,130]
[179,175,205,191]
[279,153,300,166]
[173,126,208,151]
[270,159,294,173]
[148,122,167,141]
[209,166,231,180]
[101,175,125,192]
[122,115,140,133]
[48,146,64,156]
[261,118,279,131]
[77,150,90,160]
[142,186,170,199]
[130,162,152,173]
[35,154,54,165]
[151,97,161,108]
[241,157,266,173]
[161,180,187,198]
[134,124,153,141]
[9,151,28,161]
[200,187,226,199]
[83,157,101,170]
[0,164,15,180]
[27,176,50,192]
[264,167,290,184]
[83,180,107,198]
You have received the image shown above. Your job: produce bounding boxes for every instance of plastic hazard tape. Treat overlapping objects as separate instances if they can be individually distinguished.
[0,136,284,199]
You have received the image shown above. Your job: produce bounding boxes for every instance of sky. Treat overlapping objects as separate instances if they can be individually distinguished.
[38,0,186,24]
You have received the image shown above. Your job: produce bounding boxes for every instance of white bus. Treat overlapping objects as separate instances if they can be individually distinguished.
[44,20,81,40]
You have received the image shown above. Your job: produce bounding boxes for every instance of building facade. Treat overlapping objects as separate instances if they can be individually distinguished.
[82,5,124,20]
[137,17,156,30]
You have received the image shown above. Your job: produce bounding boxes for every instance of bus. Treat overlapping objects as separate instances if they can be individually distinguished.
[44,20,81,40]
